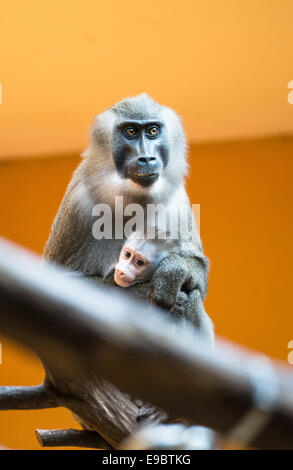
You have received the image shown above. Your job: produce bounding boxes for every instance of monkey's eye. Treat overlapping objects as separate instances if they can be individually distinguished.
[147,126,160,137]
[136,258,145,267]
[123,127,137,138]
[124,250,131,258]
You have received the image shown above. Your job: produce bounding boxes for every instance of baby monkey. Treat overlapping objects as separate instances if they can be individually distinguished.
[114,232,178,288]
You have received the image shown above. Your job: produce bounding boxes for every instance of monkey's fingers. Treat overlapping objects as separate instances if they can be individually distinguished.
[172,291,188,317]
[180,256,207,295]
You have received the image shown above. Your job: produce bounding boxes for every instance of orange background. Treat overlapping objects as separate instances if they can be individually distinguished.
[1,137,293,449]
[0,1,293,157]
[0,0,293,450]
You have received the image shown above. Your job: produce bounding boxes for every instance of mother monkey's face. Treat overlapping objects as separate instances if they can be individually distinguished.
[111,118,169,188]
[87,93,188,200]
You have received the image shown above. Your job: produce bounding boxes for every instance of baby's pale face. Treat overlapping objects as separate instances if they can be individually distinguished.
[114,245,151,287]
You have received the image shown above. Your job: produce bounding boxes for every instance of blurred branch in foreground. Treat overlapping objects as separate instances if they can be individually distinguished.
[0,238,292,449]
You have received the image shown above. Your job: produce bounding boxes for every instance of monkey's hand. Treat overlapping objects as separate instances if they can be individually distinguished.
[148,253,208,313]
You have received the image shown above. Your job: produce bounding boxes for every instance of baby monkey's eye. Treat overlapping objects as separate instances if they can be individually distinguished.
[124,250,131,258]
[136,258,144,267]
[147,126,160,137]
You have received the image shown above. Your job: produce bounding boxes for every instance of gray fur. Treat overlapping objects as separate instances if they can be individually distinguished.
[44,93,213,342]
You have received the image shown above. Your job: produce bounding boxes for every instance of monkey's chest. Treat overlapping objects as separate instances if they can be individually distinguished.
[85,238,124,277]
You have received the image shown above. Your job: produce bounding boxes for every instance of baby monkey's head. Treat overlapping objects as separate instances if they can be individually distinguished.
[114,231,177,288]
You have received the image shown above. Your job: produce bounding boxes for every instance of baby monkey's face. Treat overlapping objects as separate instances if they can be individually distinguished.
[114,245,151,287]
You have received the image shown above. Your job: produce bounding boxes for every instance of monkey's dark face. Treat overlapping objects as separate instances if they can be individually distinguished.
[112,120,169,188]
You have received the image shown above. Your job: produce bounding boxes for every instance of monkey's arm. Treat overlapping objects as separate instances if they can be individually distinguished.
[44,192,86,268]
[149,253,207,308]
[148,253,213,344]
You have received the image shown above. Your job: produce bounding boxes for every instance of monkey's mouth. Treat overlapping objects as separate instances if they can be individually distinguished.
[114,270,135,288]
[129,173,159,187]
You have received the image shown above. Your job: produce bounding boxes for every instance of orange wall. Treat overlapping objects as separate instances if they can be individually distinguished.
[1,1,293,158]
[0,137,293,448]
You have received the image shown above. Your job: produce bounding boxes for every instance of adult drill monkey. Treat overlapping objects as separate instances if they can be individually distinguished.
[44,93,213,342]
[43,94,214,433]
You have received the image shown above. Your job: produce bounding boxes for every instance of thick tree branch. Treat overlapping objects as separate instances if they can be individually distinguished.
[35,428,113,449]
[0,384,59,410]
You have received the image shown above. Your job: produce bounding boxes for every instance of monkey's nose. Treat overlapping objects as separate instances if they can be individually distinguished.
[137,156,157,169]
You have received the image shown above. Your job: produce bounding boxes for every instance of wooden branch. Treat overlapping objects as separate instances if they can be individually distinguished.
[43,374,140,448]
[35,428,113,449]
[0,384,59,410]
[0,238,293,449]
